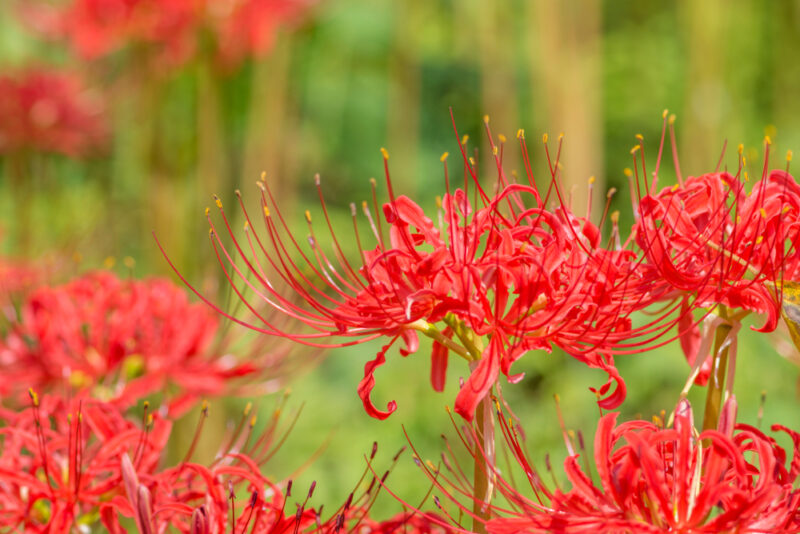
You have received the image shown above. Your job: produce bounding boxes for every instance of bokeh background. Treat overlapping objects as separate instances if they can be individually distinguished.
[2,0,800,516]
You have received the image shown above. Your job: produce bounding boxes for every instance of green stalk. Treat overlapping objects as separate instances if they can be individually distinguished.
[702,305,731,432]
[472,387,493,534]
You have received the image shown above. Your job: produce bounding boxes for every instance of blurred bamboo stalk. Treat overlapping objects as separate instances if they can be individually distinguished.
[387,0,421,197]
[476,0,519,179]
[679,0,724,175]
[530,0,602,218]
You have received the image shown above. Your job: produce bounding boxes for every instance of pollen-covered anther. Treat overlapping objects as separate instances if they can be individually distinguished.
[498,134,506,144]
[788,150,793,162]
[440,151,449,162]
[304,210,312,224]
[214,195,222,209]
[662,109,669,119]
[483,114,490,124]
[380,147,389,160]
[516,128,525,139]
[542,133,549,144]
[461,134,469,145]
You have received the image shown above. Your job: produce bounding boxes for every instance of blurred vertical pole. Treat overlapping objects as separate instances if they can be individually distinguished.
[530,0,602,217]
[476,0,519,169]
[242,31,293,202]
[678,0,725,175]
[387,0,421,197]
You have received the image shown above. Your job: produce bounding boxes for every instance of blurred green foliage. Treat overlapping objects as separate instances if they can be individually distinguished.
[1,0,800,518]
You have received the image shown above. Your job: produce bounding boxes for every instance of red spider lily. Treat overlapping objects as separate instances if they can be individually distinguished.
[24,0,200,67]
[165,117,679,423]
[206,0,316,68]
[0,392,170,532]
[0,70,106,157]
[480,397,800,533]
[21,0,315,71]
[632,127,800,387]
[0,270,270,414]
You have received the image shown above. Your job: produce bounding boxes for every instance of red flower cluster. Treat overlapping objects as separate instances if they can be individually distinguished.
[0,70,106,157]
[0,271,259,413]
[184,122,675,423]
[0,393,170,531]
[485,398,800,533]
[22,0,314,70]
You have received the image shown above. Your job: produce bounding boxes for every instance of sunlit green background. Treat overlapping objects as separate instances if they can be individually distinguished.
[2,0,800,519]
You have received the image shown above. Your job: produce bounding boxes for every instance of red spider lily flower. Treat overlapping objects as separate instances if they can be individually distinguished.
[632,127,800,387]
[0,70,106,157]
[480,397,800,533]
[206,0,316,69]
[0,271,269,414]
[25,0,201,68]
[0,392,170,532]
[166,117,677,423]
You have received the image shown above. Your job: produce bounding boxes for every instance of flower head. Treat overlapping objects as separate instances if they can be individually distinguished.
[0,70,106,157]
[0,271,272,413]
[484,397,800,533]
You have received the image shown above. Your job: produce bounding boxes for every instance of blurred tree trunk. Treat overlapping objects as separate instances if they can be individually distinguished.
[387,0,421,197]
[530,0,602,219]
[678,0,725,175]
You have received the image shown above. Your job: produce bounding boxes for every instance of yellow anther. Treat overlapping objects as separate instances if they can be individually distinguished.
[635,134,644,141]
[736,215,741,223]
[607,187,617,198]
[461,134,469,145]
[610,211,620,223]
[760,208,767,218]
[516,129,525,139]
[304,210,312,223]
[201,400,209,412]
[103,256,115,269]
[623,168,633,177]
[208,228,214,237]
[756,235,764,244]
[29,388,39,406]
[738,143,744,155]
[440,152,449,162]
[554,393,561,403]
[788,150,793,162]
[435,195,442,209]
[146,413,153,426]
[369,177,377,186]
[744,171,749,182]
[214,196,222,209]
[469,157,476,166]
[426,460,437,470]
[483,114,490,124]
[263,206,270,218]
[445,405,451,414]
[123,256,135,269]
[250,415,257,427]
[662,109,668,119]
[243,221,249,231]
[630,145,640,154]
[205,207,210,217]
[784,205,791,214]
[143,401,150,410]
[361,200,368,210]
[668,114,676,124]
[672,183,680,192]
[765,135,772,145]
[243,402,252,416]
[588,176,596,185]
[380,147,389,160]
[558,132,564,140]
[498,134,506,144]
[492,146,498,156]
[261,171,267,180]
[542,133,549,144]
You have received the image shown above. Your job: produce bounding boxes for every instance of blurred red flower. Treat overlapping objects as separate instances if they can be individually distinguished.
[0,271,260,413]
[0,70,106,157]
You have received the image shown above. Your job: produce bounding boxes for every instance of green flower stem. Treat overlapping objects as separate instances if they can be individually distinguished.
[702,305,731,432]
[472,383,493,534]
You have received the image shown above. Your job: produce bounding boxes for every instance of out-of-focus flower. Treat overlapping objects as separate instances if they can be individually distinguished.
[206,0,315,68]
[0,70,106,157]
[172,120,672,422]
[0,392,170,532]
[21,0,315,71]
[0,271,265,413]
[477,397,800,533]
